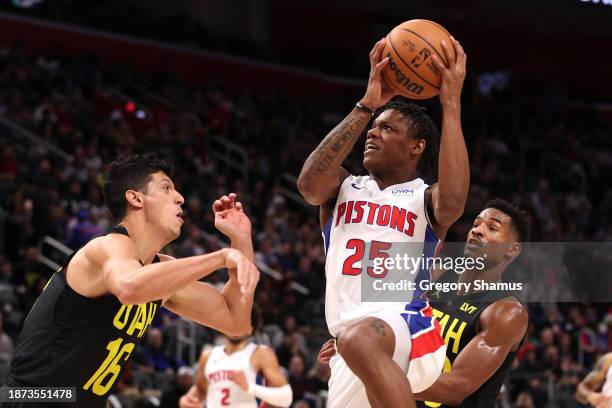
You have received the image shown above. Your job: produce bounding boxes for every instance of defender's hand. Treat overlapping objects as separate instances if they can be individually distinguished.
[317,339,336,364]
[214,193,252,240]
[223,249,259,304]
[179,394,202,408]
[431,36,467,109]
[360,38,397,110]
[228,370,249,391]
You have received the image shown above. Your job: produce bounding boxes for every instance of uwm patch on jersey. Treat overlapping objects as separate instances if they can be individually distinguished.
[323,175,438,337]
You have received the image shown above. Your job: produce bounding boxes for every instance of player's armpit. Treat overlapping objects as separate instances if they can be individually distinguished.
[415,299,527,405]
[164,281,250,336]
[319,194,339,230]
[253,345,288,387]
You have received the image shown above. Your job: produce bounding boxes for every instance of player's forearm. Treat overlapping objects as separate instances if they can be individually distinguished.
[414,372,471,406]
[184,384,206,403]
[231,234,254,263]
[297,108,370,204]
[219,236,256,333]
[248,383,293,407]
[220,277,254,335]
[575,382,595,404]
[436,103,469,226]
[114,250,227,304]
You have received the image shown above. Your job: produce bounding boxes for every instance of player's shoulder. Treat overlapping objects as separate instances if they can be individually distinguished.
[252,344,279,364]
[199,346,214,364]
[480,297,528,340]
[81,231,138,265]
[599,352,612,369]
[341,174,369,190]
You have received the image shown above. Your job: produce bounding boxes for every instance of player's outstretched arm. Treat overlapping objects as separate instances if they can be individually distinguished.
[297,38,396,206]
[415,299,527,406]
[179,349,211,408]
[229,346,293,407]
[93,234,249,305]
[162,250,259,336]
[427,37,469,235]
[576,353,612,405]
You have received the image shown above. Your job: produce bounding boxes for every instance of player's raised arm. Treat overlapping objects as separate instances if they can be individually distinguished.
[214,193,257,333]
[297,38,397,206]
[427,37,469,234]
[164,193,259,336]
[414,299,527,406]
[576,353,612,405]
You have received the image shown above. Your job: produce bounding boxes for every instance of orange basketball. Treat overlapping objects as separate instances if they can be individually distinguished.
[381,19,455,99]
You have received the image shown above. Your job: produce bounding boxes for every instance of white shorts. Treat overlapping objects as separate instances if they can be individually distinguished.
[327,302,446,408]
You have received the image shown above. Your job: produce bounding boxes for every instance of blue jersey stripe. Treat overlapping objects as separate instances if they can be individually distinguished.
[323,216,333,255]
[412,224,438,301]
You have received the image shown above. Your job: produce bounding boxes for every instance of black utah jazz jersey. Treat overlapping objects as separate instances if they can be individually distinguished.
[8,226,161,407]
[417,271,524,408]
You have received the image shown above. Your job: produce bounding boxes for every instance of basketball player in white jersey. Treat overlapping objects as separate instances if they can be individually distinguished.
[576,353,612,407]
[297,36,468,407]
[179,329,292,408]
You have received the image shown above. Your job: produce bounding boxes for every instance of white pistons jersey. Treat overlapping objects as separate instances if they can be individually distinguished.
[323,175,438,337]
[205,343,258,408]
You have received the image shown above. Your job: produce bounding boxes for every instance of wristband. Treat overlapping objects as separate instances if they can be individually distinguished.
[355,101,374,115]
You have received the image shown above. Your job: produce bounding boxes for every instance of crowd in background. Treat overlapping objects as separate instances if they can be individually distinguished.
[1,37,612,408]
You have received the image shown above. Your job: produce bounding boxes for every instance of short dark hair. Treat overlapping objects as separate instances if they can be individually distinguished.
[484,198,531,242]
[372,98,440,176]
[103,154,172,221]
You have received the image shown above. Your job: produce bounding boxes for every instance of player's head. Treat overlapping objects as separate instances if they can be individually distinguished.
[464,198,531,268]
[364,99,439,179]
[103,154,184,239]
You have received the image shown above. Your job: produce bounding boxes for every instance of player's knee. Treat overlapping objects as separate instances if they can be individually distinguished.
[337,318,394,365]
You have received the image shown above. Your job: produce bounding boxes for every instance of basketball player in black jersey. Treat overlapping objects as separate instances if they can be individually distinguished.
[4,154,259,407]
[319,199,530,407]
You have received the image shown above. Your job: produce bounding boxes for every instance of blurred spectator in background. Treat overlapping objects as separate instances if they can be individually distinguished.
[65,209,102,249]
[0,313,13,365]
[133,328,181,374]
[287,354,308,402]
[159,366,195,408]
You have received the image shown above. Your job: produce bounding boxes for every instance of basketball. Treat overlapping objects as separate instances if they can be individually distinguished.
[382,19,456,99]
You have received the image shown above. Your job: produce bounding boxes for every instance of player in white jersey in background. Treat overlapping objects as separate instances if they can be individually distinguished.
[298,36,469,407]
[179,319,292,408]
[576,352,612,407]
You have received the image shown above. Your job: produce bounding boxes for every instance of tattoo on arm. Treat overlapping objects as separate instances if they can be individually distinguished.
[369,318,387,337]
[308,112,369,176]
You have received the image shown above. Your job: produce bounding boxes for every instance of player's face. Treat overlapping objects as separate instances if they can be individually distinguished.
[363,109,422,175]
[142,172,185,239]
[464,208,517,265]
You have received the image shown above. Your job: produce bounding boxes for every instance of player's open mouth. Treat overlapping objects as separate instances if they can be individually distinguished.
[364,142,380,153]
[466,238,482,249]
[177,212,184,222]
